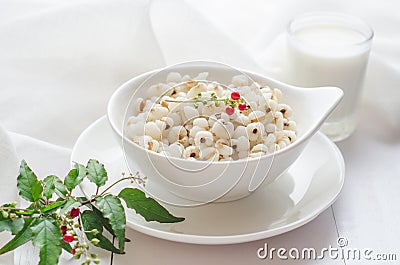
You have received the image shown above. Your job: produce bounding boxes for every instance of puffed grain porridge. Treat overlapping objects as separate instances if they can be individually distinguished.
[126,72,297,161]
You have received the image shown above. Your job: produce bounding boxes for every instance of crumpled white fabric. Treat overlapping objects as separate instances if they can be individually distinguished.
[0,126,19,265]
[0,0,399,264]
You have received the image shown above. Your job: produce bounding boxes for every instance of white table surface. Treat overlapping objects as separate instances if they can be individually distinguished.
[1,0,399,264]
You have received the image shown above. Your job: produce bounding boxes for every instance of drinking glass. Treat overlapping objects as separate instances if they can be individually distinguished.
[286,13,373,141]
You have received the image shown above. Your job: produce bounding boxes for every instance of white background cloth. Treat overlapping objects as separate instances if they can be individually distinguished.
[1,0,399,264]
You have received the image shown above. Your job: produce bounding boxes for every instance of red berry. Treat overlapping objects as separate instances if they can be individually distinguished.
[231,92,240,100]
[70,208,80,218]
[238,103,247,111]
[72,248,76,255]
[225,106,235,115]
[60,225,67,235]
[63,234,74,243]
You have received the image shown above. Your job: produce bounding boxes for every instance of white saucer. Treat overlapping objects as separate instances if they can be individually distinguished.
[71,116,345,245]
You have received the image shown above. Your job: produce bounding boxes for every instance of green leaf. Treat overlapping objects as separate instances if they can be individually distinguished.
[31,218,62,265]
[64,163,87,191]
[61,240,72,254]
[41,201,66,213]
[0,216,24,235]
[89,205,132,243]
[86,159,108,187]
[81,210,124,254]
[96,195,126,251]
[0,218,35,255]
[17,160,43,202]
[43,175,67,199]
[91,206,115,236]
[119,188,185,223]
[59,198,80,216]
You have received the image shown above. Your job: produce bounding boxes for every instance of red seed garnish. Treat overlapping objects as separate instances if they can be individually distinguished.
[70,208,80,218]
[225,106,235,115]
[63,234,74,243]
[231,92,240,100]
[238,103,247,111]
[60,225,67,235]
[72,248,76,255]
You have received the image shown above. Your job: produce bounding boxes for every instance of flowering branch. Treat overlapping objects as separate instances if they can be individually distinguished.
[165,92,248,115]
[0,160,184,265]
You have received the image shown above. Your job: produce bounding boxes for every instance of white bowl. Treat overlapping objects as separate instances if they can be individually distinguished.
[107,61,343,203]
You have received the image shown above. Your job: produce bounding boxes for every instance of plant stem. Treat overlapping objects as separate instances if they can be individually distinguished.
[80,198,97,206]
[110,236,115,265]
[99,176,138,197]
[1,208,34,212]
[164,98,226,103]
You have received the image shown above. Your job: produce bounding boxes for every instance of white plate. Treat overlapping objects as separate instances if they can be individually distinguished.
[71,116,345,245]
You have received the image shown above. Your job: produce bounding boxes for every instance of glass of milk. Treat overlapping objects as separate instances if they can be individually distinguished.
[286,13,373,141]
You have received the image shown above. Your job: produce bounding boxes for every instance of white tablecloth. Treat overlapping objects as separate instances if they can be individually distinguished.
[1,0,399,264]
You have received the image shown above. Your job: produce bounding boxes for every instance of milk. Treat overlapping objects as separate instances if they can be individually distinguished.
[287,21,372,141]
